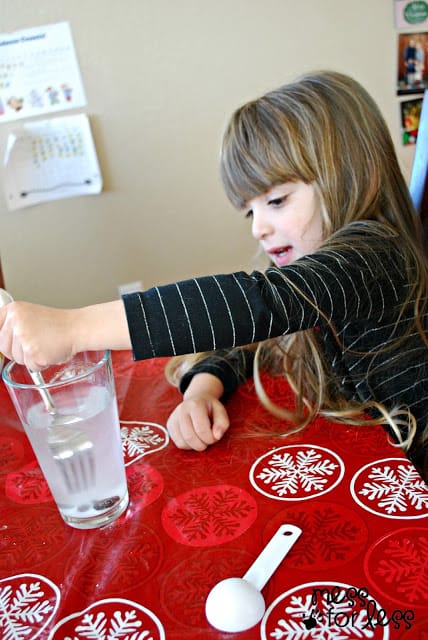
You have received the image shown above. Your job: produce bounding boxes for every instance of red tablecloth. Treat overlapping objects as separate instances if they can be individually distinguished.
[0,351,427,640]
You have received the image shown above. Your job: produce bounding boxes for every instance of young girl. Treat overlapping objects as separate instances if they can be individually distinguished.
[1,71,427,479]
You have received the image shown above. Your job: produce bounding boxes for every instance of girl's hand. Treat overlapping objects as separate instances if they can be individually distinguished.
[166,373,229,451]
[166,394,230,451]
[0,299,131,370]
[0,301,77,370]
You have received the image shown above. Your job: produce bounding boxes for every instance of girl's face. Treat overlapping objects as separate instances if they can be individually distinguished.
[245,181,323,267]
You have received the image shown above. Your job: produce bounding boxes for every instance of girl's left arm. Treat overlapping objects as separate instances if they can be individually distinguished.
[167,372,230,450]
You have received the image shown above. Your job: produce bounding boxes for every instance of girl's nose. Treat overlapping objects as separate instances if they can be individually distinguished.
[251,210,273,241]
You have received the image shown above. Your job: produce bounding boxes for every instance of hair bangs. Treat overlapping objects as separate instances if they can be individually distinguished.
[220,100,301,209]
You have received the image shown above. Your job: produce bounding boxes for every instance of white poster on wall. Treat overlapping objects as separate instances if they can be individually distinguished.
[3,114,102,210]
[0,21,86,123]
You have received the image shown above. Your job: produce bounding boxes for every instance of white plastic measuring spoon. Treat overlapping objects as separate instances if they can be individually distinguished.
[205,523,302,633]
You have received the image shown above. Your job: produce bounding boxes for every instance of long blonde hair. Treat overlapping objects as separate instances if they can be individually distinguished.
[166,71,428,468]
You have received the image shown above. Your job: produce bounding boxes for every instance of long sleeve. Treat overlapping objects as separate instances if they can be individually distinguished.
[178,348,255,396]
[122,226,407,361]
[122,223,428,461]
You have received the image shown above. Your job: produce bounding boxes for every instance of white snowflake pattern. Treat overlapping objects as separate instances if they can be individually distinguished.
[50,598,165,640]
[261,583,388,640]
[352,458,428,518]
[0,578,57,640]
[70,609,148,640]
[253,446,343,499]
[121,421,169,465]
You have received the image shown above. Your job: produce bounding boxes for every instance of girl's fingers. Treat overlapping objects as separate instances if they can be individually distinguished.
[210,400,230,441]
[166,396,229,451]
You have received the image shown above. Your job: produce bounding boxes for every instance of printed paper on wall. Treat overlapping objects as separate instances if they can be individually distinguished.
[2,114,102,210]
[0,21,86,123]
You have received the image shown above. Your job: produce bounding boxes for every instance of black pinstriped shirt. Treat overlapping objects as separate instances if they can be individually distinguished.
[122,223,428,471]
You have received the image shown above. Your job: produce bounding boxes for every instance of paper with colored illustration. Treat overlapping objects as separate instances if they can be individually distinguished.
[0,21,86,122]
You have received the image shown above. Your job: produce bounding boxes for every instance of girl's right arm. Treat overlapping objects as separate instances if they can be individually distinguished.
[166,372,230,451]
[0,300,231,451]
[0,300,131,370]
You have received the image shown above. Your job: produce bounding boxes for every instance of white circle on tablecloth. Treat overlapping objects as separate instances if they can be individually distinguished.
[350,458,428,519]
[0,573,60,639]
[120,420,169,466]
[249,444,344,501]
[49,598,165,639]
[261,581,390,640]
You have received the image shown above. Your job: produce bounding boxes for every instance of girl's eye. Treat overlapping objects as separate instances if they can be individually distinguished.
[268,196,286,206]
[245,209,253,219]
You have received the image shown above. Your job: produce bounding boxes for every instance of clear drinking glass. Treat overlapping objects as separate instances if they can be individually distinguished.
[0,288,13,373]
[2,350,129,529]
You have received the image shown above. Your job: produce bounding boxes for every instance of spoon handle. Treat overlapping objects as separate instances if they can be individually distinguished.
[243,523,302,592]
[28,370,56,414]
[0,292,56,415]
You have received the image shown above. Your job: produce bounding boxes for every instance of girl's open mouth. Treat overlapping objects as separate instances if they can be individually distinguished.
[267,246,293,266]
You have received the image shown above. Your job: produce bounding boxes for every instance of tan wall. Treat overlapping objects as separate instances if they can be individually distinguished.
[0,0,416,306]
